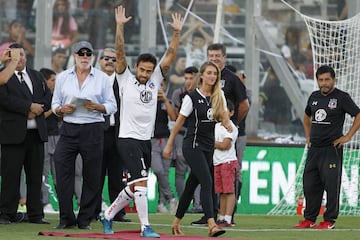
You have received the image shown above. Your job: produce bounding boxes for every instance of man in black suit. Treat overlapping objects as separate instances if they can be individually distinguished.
[0,43,51,224]
[95,48,130,222]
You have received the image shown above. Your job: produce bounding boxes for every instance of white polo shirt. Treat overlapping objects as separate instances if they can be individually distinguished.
[116,65,163,140]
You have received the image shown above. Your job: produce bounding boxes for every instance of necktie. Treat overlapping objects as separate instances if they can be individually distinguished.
[18,72,32,99]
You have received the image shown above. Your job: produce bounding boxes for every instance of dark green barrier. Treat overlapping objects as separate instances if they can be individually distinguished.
[45,145,304,214]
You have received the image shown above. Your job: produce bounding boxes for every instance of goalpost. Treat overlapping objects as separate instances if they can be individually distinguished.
[268,7,360,215]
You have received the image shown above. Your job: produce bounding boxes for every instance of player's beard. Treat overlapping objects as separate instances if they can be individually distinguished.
[320,86,334,95]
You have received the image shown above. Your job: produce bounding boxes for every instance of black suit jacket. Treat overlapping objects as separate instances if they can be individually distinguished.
[0,68,51,144]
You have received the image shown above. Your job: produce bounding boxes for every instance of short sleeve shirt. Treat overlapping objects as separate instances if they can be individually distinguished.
[116,65,163,140]
[180,88,226,150]
[305,88,360,147]
[221,67,247,135]
[213,121,238,166]
[171,87,186,109]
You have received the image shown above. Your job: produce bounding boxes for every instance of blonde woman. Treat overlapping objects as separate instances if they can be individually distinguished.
[163,61,231,237]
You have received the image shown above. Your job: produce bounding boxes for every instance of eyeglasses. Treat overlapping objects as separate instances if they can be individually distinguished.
[100,56,116,62]
[77,51,92,57]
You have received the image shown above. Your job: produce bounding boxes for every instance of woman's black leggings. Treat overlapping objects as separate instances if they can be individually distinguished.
[175,147,215,220]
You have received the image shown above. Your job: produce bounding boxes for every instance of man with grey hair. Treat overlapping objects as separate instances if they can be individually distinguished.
[52,41,117,230]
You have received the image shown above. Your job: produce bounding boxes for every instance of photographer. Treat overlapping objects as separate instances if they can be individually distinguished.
[0,47,21,85]
[0,43,52,225]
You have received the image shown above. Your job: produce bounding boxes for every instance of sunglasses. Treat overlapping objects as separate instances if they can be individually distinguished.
[101,56,116,62]
[77,51,92,57]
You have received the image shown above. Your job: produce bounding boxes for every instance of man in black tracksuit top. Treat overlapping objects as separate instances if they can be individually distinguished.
[294,65,360,229]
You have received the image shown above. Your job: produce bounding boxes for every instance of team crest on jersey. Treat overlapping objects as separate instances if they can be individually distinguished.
[141,170,148,177]
[140,90,152,103]
[207,108,214,120]
[148,82,156,90]
[328,98,337,109]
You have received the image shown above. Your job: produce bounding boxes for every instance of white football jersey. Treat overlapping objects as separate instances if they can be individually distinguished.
[116,66,163,140]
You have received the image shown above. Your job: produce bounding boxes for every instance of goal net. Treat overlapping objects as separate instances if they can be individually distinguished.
[268,11,360,216]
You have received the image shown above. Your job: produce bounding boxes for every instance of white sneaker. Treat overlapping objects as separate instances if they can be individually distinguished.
[157,203,169,213]
[43,203,57,213]
[169,198,178,214]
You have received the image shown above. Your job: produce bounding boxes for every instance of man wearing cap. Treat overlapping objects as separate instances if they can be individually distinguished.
[51,41,117,230]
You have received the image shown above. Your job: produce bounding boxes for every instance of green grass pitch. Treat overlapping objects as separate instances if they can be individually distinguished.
[1,213,360,239]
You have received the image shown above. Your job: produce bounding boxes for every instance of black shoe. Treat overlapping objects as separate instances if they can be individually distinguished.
[11,212,26,223]
[29,218,50,224]
[54,223,76,229]
[191,216,208,226]
[0,217,10,224]
[78,225,91,230]
[113,216,131,222]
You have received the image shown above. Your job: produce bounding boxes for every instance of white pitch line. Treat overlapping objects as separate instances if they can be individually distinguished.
[145,223,360,232]
[45,215,360,232]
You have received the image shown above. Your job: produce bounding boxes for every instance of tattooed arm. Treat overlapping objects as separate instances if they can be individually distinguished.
[114,5,132,74]
[159,13,183,77]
